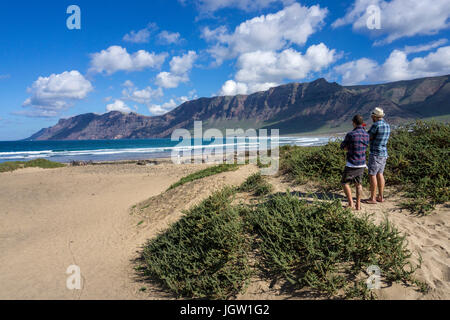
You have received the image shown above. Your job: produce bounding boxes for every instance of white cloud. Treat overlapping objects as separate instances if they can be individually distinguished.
[333,58,379,85]
[202,3,328,64]
[122,80,134,87]
[89,46,167,75]
[155,72,188,89]
[123,29,151,44]
[403,38,448,54]
[155,51,198,88]
[219,80,279,96]
[180,0,295,13]
[179,89,198,103]
[333,0,450,45]
[106,99,132,113]
[219,80,249,95]
[148,99,178,115]
[123,23,157,43]
[169,50,197,74]
[148,91,198,115]
[334,45,450,85]
[21,71,93,117]
[249,82,280,93]
[219,44,336,95]
[122,85,163,104]
[123,23,182,45]
[158,31,181,44]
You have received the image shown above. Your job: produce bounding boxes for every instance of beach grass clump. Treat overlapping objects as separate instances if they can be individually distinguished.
[0,158,65,173]
[385,121,450,214]
[281,141,354,190]
[141,187,252,299]
[280,121,450,214]
[239,172,273,196]
[168,163,239,190]
[256,152,274,169]
[246,192,422,299]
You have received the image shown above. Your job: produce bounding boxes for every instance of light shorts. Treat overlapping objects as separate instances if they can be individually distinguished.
[368,154,387,176]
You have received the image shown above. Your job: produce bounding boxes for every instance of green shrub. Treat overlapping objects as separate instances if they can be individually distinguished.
[168,163,239,190]
[281,141,352,190]
[140,189,423,299]
[0,158,65,173]
[239,172,273,196]
[141,188,251,299]
[385,121,450,214]
[246,192,423,299]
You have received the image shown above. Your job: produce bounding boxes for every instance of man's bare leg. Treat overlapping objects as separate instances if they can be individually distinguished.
[364,175,378,204]
[376,173,385,202]
[343,183,354,209]
[355,183,362,210]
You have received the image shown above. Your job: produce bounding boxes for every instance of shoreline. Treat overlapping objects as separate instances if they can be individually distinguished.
[0,148,281,169]
[0,136,331,164]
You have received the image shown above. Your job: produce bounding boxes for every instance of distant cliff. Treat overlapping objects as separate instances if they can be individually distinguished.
[27,75,450,140]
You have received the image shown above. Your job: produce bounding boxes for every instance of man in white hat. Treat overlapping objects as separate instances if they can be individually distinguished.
[364,107,390,204]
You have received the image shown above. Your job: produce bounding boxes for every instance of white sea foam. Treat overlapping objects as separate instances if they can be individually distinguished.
[0,137,329,162]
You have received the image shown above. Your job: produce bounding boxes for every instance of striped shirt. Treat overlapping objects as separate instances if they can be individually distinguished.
[340,126,370,167]
[368,119,390,157]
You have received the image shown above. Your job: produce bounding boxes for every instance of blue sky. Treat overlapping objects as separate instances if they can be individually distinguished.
[1,0,449,140]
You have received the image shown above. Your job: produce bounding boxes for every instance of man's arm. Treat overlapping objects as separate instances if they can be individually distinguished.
[341,133,350,151]
[368,124,377,141]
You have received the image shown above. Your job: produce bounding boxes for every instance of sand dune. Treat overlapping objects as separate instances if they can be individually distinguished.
[0,163,448,299]
[0,163,207,299]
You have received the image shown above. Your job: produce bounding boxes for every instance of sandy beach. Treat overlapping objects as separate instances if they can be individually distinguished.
[0,161,448,300]
[0,161,204,299]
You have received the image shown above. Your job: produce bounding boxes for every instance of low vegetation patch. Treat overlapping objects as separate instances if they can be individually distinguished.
[247,192,423,299]
[281,142,349,190]
[0,158,65,173]
[239,172,273,196]
[141,188,252,299]
[281,121,450,214]
[141,183,423,299]
[167,163,239,190]
[385,121,450,214]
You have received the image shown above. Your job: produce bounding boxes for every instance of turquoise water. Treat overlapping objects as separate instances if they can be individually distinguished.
[0,137,330,163]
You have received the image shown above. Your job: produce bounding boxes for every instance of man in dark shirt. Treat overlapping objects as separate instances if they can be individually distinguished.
[340,115,370,210]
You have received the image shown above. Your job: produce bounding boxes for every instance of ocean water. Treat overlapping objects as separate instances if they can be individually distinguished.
[0,136,331,163]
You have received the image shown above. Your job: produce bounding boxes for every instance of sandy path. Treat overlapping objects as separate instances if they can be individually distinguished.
[0,163,209,299]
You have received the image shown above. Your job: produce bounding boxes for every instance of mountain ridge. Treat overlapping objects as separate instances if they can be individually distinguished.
[27,75,450,140]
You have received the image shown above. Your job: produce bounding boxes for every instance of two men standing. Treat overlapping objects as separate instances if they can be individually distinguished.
[340,107,390,210]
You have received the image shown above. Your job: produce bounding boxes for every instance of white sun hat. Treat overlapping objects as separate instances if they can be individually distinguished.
[371,107,385,118]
